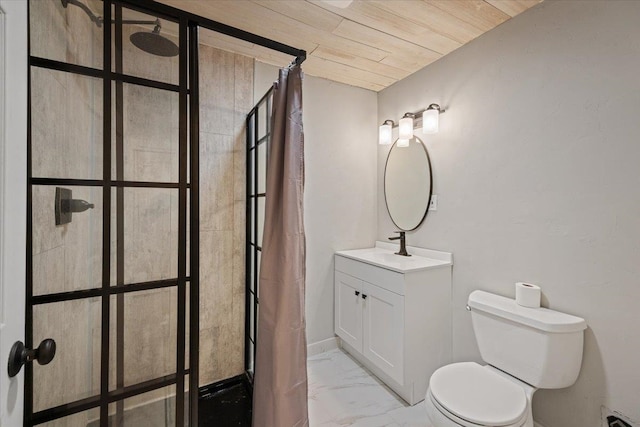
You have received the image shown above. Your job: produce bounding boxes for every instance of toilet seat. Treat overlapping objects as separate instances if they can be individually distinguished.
[428,362,528,427]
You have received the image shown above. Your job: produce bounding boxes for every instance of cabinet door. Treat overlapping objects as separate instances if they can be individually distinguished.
[335,271,363,351]
[362,282,404,384]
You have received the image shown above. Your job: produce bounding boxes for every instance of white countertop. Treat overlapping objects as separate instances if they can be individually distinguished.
[336,241,453,273]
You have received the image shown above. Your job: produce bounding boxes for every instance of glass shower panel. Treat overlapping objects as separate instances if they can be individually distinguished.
[107,385,179,427]
[256,250,261,298]
[29,0,104,70]
[114,7,179,85]
[32,298,101,412]
[257,141,266,194]
[31,67,103,180]
[40,409,101,427]
[113,83,179,183]
[110,188,178,286]
[257,196,265,247]
[257,101,267,140]
[27,1,196,424]
[248,249,254,292]
[109,287,177,389]
[32,185,102,296]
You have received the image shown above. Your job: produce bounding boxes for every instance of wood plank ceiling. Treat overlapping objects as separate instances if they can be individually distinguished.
[159,0,542,91]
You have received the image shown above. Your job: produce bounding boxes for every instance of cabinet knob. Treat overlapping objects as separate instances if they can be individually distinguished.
[362,294,367,300]
[355,291,360,296]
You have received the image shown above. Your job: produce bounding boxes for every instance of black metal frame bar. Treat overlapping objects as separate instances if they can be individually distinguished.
[99,3,112,425]
[25,0,305,424]
[114,5,125,424]
[175,14,189,427]
[29,56,183,93]
[31,177,188,188]
[188,21,201,426]
[31,278,186,305]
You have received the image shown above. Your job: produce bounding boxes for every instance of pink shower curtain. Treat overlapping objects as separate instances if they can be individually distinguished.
[252,65,308,427]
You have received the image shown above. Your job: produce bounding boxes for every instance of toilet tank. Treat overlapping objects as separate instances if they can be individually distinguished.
[468,290,587,389]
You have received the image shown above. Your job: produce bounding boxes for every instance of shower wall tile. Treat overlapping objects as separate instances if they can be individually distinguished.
[234,55,253,203]
[200,230,234,326]
[232,201,246,297]
[199,44,253,386]
[121,288,177,387]
[200,133,234,232]
[121,83,179,183]
[31,67,103,180]
[30,0,103,70]
[200,48,236,135]
[32,246,65,295]
[233,146,247,203]
[199,326,221,384]
[120,189,178,285]
[235,56,255,112]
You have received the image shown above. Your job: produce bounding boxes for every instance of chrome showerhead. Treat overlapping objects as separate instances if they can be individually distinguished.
[130,25,179,57]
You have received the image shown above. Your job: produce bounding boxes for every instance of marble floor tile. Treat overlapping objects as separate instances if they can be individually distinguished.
[308,349,432,427]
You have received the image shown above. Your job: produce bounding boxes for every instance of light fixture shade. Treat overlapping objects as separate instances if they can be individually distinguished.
[399,116,414,139]
[422,107,439,134]
[397,138,410,148]
[379,123,393,145]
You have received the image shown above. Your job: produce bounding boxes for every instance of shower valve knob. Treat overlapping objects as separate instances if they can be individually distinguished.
[7,339,57,378]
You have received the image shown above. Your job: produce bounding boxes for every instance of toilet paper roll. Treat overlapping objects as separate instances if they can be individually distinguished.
[515,282,541,308]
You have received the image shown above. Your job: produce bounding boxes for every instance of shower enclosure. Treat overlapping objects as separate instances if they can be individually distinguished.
[20,1,305,426]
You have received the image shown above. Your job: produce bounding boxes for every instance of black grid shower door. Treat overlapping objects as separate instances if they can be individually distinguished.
[25,1,200,425]
[245,87,273,381]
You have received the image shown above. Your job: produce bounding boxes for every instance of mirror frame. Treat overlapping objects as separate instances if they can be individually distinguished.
[383,137,433,231]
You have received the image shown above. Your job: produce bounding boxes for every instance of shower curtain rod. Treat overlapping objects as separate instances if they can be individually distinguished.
[120,0,307,66]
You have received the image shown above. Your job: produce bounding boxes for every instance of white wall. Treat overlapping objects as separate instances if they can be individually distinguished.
[377,1,640,426]
[0,1,27,425]
[254,62,378,346]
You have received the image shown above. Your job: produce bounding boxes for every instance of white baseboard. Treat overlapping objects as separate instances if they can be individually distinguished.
[307,337,340,356]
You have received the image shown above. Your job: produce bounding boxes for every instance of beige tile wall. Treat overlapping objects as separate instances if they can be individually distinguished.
[198,43,254,386]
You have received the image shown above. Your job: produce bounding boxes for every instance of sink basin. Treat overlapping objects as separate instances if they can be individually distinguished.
[336,241,453,273]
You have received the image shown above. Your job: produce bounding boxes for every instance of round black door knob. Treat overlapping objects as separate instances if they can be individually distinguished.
[37,339,56,365]
[7,339,57,378]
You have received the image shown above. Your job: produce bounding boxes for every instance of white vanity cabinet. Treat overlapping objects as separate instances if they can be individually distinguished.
[334,242,453,405]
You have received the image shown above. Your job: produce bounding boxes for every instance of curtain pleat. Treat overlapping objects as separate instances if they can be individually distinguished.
[252,65,308,427]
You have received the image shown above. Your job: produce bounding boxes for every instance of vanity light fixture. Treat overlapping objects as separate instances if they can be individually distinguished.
[379,120,394,145]
[379,103,446,145]
[422,104,441,134]
[398,113,415,140]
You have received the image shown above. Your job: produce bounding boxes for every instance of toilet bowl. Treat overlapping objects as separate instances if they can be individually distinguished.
[425,290,587,427]
[424,362,534,427]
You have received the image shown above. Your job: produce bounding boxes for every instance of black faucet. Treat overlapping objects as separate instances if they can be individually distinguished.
[388,231,411,257]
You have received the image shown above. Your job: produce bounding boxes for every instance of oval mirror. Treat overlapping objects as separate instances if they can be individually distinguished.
[384,136,433,231]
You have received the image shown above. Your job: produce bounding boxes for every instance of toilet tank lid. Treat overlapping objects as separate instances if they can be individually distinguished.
[468,290,587,333]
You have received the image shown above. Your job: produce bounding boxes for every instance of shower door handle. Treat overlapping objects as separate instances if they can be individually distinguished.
[7,339,56,377]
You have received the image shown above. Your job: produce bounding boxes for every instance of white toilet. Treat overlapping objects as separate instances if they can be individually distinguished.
[425,290,587,427]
